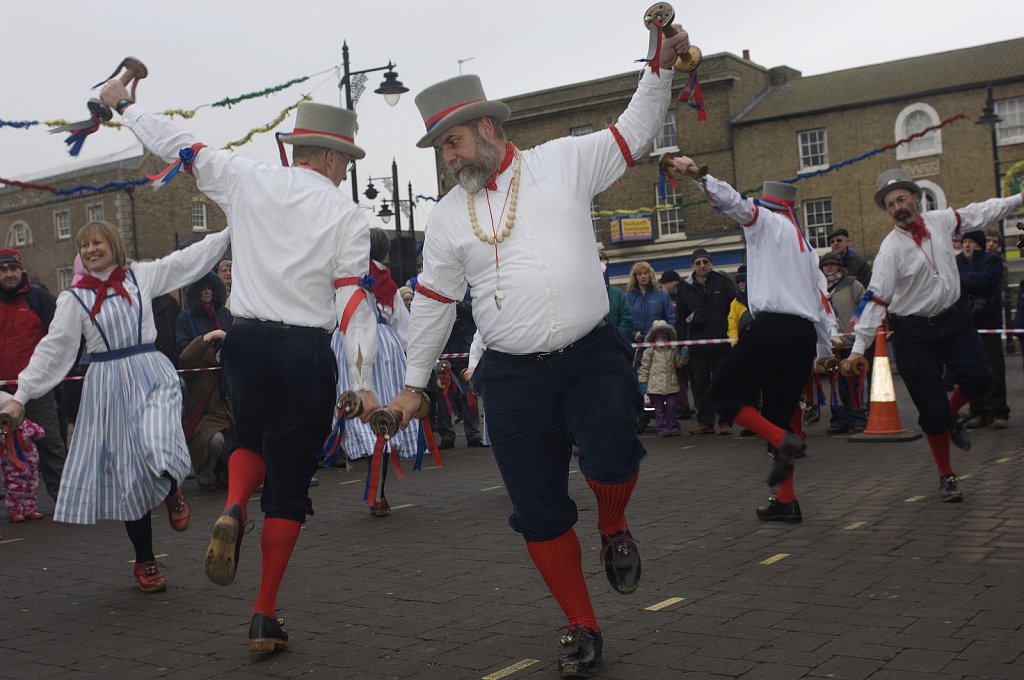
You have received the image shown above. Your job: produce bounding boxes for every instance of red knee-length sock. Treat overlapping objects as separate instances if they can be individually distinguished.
[732,406,785,448]
[225,447,265,523]
[252,517,301,617]
[926,433,955,477]
[776,467,797,503]
[526,528,598,630]
[586,471,638,536]
[789,404,804,439]
[949,387,968,417]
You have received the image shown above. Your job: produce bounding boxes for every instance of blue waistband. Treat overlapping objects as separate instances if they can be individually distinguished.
[90,343,158,363]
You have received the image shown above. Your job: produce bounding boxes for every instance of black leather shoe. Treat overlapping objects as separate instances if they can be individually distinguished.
[205,504,243,586]
[600,529,641,595]
[248,612,288,654]
[767,432,804,487]
[939,474,963,502]
[950,416,971,450]
[558,625,602,678]
[756,498,802,523]
[467,439,488,447]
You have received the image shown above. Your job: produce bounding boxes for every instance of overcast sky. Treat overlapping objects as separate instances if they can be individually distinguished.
[3,0,1021,231]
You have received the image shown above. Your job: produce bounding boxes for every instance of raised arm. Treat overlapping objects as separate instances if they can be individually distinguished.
[133,228,231,298]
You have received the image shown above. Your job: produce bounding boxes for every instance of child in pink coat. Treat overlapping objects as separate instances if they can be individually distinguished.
[0,391,45,523]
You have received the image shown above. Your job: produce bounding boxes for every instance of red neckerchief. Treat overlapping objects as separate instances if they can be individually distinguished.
[369,260,398,310]
[71,267,133,319]
[200,302,222,330]
[904,215,930,247]
[484,142,516,191]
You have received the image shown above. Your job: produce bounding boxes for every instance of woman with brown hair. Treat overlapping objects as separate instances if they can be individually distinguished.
[0,220,230,591]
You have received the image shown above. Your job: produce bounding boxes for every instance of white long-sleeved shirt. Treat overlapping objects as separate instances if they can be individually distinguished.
[852,193,1023,355]
[14,229,230,404]
[700,176,835,359]
[121,106,377,390]
[405,67,674,387]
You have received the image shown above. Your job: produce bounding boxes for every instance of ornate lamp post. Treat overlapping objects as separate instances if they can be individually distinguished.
[364,160,418,282]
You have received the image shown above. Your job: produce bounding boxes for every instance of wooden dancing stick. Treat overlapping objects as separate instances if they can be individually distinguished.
[643,2,702,72]
[659,153,707,179]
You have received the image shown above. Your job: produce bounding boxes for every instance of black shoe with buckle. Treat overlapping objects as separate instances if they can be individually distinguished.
[950,415,971,450]
[205,504,243,586]
[248,612,288,654]
[756,498,802,523]
[558,625,602,678]
[767,432,803,487]
[939,474,963,502]
[600,529,641,595]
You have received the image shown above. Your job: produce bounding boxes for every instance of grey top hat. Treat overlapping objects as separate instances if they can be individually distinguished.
[279,102,365,160]
[874,169,920,209]
[414,75,511,148]
[759,181,798,209]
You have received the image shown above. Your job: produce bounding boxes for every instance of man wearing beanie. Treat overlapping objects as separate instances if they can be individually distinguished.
[667,156,835,525]
[847,169,1023,502]
[0,248,67,500]
[388,24,695,679]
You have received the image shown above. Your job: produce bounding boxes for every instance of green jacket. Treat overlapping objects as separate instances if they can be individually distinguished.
[606,284,635,341]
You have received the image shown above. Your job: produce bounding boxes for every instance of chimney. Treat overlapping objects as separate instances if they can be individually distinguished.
[742,49,750,60]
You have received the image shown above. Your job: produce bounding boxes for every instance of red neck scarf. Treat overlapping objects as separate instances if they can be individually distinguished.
[200,302,221,330]
[484,142,516,191]
[71,267,133,319]
[369,260,398,310]
[900,215,930,247]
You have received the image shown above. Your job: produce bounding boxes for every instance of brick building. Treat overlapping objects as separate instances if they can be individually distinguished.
[448,37,1024,288]
[0,152,226,291]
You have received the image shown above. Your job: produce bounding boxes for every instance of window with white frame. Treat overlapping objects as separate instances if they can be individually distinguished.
[191,201,208,231]
[803,198,833,248]
[54,209,71,240]
[570,124,592,137]
[9,222,30,248]
[655,182,685,237]
[916,179,947,212]
[57,267,73,290]
[652,110,678,153]
[894,102,942,160]
[87,204,104,222]
[995,96,1024,146]
[798,129,828,170]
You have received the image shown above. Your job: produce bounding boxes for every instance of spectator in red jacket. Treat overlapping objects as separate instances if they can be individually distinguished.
[0,248,67,499]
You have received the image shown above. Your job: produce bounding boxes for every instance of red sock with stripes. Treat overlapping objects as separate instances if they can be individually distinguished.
[225,447,266,524]
[732,406,785,448]
[586,471,638,536]
[253,517,301,617]
[789,404,804,439]
[949,387,968,417]
[526,528,598,629]
[926,433,955,477]
[776,467,797,503]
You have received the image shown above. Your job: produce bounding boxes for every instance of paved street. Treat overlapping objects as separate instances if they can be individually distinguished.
[1,362,1023,680]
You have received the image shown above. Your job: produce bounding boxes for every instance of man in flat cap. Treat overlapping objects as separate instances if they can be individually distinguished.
[668,156,835,525]
[100,84,380,653]
[827,227,871,288]
[846,169,1023,502]
[388,24,694,679]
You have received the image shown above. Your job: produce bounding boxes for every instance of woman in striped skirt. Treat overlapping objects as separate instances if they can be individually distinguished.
[1,221,230,592]
[331,229,418,517]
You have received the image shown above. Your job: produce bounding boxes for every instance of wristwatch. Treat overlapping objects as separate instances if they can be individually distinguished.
[115,98,134,115]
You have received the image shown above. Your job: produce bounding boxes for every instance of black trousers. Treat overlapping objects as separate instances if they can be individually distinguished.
[969,332,1009,420]
[689,348,731,427]
[712,313,816,431]
[221,321,336,522]
[891,308,991,435]
[24,391,67,501]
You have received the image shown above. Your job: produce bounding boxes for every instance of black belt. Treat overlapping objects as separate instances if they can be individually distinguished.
[233,317,330,335]
[894,307,954,326]
[500,321,607,362]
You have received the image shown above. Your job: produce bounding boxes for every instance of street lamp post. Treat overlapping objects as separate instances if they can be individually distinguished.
[364,160,418,283]
[337,41,408,202]
[975,84,1012,350]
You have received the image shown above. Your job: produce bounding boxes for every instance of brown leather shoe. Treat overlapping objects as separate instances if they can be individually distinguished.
[689,423,715,435]
[718,423,732,436]
[133,561,167,593]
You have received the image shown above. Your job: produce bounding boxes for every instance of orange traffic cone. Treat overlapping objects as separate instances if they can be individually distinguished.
[848,324,921,442]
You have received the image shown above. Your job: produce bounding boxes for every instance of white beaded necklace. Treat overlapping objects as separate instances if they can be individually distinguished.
[466,147,522,309]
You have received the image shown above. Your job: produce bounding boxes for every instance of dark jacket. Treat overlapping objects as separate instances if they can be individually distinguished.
[0,272,56,381]
[606,284,635,340]
[175,272,234,351]
[839,249,872,288]
[956,250,1003,329]
[443,289,476,369]
[676,269,736,351]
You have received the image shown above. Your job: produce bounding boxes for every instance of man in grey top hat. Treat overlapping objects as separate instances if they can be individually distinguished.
[846,169,1022,503]
[100,82,381,654]
[387,23,694,679]
[668,155,836,526]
